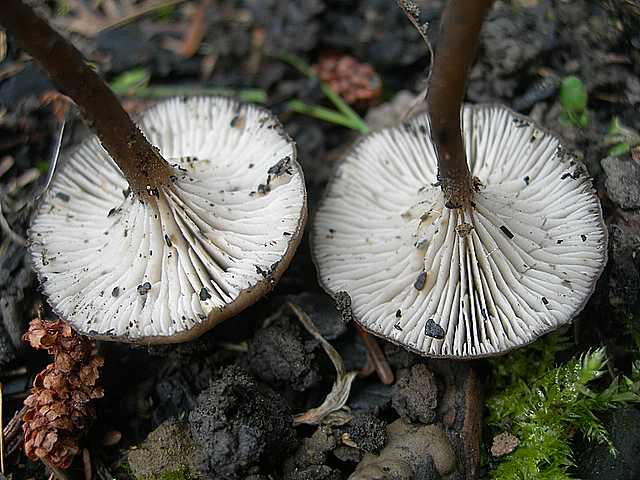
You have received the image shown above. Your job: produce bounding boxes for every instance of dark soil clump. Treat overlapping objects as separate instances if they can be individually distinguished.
[188,365,298,479]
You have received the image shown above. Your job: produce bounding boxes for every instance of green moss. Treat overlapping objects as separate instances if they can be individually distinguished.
[488,330,571,392]
[157,469,197,480]
[486,347,640,479]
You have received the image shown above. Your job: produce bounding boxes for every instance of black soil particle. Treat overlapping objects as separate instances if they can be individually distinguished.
[334,291,353,324]
[188,365,298,479]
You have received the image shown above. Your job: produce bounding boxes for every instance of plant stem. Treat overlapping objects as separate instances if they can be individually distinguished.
[427,0,494,208]
[277,52,370,134]
[0,0,171,197]
[287,100,365,131]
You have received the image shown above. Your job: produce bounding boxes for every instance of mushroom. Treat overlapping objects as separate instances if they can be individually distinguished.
[31,97,306,342]
[311,1,607,358]
[0,0,306,343]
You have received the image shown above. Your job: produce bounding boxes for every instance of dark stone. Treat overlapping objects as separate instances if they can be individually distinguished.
[572,408,640,480]
[424,318,446,339]
[188,366,297,479]
[392,364,438,424]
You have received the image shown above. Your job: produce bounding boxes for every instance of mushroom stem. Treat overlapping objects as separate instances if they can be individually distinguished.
[0,0,171,197]
[427,0,494,208]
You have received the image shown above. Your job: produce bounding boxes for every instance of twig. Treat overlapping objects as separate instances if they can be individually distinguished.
[0,367,27,379]
[179,0,211,58]
[7,434,22,458]
[216,341,249,353]
[83,448,92,480]
[102,0,189,33]
[355,324,394,385]
[3,405,26,443]
[6,168,41,195]
[61,0,190,37]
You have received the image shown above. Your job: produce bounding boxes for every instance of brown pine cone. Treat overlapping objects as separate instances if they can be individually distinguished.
[22,316,104,469]
[312,53,383,106]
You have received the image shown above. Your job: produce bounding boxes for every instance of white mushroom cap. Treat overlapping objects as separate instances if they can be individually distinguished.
[30,96,307,343]
[312,104,607,358]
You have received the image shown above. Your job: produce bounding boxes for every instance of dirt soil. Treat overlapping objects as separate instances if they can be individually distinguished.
[1,1,640,479]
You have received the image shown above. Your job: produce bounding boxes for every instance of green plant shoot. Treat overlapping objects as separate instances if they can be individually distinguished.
[604,117,640,157]
[559,76,588,128]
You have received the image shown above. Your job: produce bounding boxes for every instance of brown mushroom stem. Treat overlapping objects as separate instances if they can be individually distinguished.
[0,0,171,197]
[427,0,494,208]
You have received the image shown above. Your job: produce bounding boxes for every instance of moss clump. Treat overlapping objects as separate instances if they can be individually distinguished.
[486,347,640,479]
[157,469,197,480]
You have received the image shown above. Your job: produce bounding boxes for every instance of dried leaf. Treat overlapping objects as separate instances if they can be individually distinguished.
[287,302,358,425]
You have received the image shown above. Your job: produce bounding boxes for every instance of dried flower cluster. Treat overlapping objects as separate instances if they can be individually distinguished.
[22,317,104,469]
[312,53,382,106]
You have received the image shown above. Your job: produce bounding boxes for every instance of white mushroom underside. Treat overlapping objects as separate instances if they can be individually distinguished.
[313,105,606,357]
[30,97,305,340]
